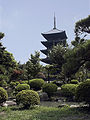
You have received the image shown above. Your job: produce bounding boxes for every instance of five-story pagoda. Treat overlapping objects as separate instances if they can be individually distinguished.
[41,15,67,64]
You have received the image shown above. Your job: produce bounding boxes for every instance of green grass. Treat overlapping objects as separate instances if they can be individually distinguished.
[0,106,90,120]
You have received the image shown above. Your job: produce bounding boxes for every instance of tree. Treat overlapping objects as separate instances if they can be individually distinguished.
[71,36,85,47]
[0,32,17,82]
[26,51,42,79]
[49,44,67,69]
[62,40,90,80]
[75,15,90,37]
[72,15,90,47]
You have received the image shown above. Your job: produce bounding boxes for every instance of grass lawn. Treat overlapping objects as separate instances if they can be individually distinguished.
[0,105,90,120]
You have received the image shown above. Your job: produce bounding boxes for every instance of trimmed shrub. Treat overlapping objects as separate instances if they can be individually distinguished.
[86,79,90,81]
[16,90,40,108]
[0,80,7,87]
[10,81,20,89]
[15,81,20,86]
[0,87,8,104]
[70,80,79,84]
[20,81,28,84]
[75,80,90,106]
[61,84,78,98]
[15,84,30,93]
[42,83,58,98]
[29,79,44,91]
[0,75,9,82]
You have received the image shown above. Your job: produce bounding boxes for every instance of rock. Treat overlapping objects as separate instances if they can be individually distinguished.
[70,105,80,108]
[39,92,49,101]
[58,104,67,108]
[2,103,8,107]
[6,101,16,106]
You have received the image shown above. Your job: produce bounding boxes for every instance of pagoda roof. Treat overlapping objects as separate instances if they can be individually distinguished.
[42,28,63,35]
[40,49,48,55]
[41,39,66,48]
[41,30,67,41]
[41,41,53,48]
[41,57,51,64]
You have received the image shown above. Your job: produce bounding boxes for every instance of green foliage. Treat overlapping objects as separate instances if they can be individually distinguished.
[26,51,42,79]
[0,87,8,104]
[70,80,79,84]
[15,84,30,93]
[0,33,17,83]
[42,83,58,97]
[20,80,28,84]
[16,90,40,108]
[85,61,90,71]
[29,79,44,91]
[86,79,90,81]
[2,51,17,69]
[75,15,90,37]
[10,69,24,81]
[36,72,45,79]
[0,75,9,82]
[61,84,78,97]
[49,44,66,67]
[62,40,90,78]
[17,62,28,81]
[10,81,20,89]
[75,80,90,105]
[10,81,16,89]
[71,37,85,47]
[0,80,7,87]
[0,65,6,74]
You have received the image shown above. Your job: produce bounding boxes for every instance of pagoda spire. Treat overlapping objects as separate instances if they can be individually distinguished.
[54,13,56,29]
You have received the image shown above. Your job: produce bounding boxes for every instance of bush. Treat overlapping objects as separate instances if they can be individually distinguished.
[15,84,30,93]
[29,79,44,91]
[0,80,7,87]
[86,79,90,81]
[10,81,20,89]
[61,84,78,98]
[0,75,9,82]
[42,83,58,98]
[20,81,28,84]
[16,90,40,108]
[70,80,79,84]
[10,81,16,89]
[15,81,20,86]
[0,87,8,104]
[75,80,90,106]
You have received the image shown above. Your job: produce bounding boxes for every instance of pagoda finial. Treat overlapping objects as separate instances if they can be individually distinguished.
[54,13,56,29]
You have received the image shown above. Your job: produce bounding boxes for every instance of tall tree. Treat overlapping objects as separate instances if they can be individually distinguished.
[62,40,90,80]
[26,51,42,79]
[0,32,17,82]
[49,44,67,69]
[75,15,90,37]
[72,15,90,47]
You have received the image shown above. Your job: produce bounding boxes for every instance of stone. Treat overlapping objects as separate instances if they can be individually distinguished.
[6,100,16,106]
[39,92,49,101]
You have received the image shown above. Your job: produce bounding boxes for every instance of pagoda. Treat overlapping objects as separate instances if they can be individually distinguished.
[41,15,67,64]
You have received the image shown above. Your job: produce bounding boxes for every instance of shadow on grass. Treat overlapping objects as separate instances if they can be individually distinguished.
[10,105,37,111]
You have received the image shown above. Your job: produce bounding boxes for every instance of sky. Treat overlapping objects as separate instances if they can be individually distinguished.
[0,0,90,64]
